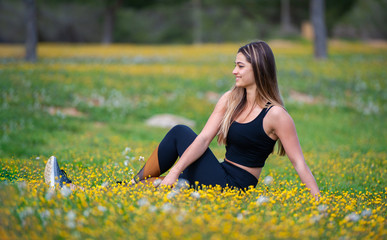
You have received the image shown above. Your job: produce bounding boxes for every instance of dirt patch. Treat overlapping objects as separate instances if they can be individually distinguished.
[268,40,298,48]
[93,122,106,128]
[47,106,86,117]
[205,91,221,104]
[289,90,323,105]
[146,114,195,128]
[74,94,105,107]
[366,40,387,48]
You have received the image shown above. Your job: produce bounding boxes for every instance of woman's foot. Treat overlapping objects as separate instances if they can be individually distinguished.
[44,156,72,189]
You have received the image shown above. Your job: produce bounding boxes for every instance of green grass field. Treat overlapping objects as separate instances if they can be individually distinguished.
[0,41,386,239]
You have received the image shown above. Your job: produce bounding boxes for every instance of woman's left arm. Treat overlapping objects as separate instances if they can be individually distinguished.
[269,107,320,200]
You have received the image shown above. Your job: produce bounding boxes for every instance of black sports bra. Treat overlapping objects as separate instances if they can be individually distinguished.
[225,106,276,168]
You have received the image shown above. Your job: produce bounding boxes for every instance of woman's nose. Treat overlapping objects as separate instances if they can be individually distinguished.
[232,67,237,75]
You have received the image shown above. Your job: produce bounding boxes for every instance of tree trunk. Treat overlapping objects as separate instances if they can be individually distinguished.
[25,0,37,62]
[310,0,327,59]
[192,0,202,44]
[102,6,114,44]
[281,0,294,34]
[102,0,122,45]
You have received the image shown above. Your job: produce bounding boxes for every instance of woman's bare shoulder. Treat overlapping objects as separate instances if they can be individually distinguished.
[222,90,232,99]
[216,90,232,105]
[267,105,293,123]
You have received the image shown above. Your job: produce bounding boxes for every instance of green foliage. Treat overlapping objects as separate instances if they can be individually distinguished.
[334,0,387,39]
[326,0,358,33]
[2,0,381,44]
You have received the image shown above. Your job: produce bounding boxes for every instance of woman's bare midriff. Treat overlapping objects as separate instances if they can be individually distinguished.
[224,158,262,180]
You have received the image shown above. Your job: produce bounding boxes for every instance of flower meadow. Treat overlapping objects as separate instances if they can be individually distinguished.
[0,41,386,239]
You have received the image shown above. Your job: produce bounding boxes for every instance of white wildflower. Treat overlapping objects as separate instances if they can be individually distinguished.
[18,207,34,226]
[175,178,189,190]
[138,156,145,161]
[190,191,200,199]
[128,169,134,177]
[361,209,372,217]
[17,181,27,192]
[310,214,323,224]
[66,220,76,229]
[122,147,131,155]
[54,209,61,216]
[19,207,34,219]
[124,160,129,166]
[40,209,50,218]
[60,185,73,197]
[97,205,107,212]
[39,210,50,226]
[237,213,244,221]
[83,209,90,217]
[153,178,162,187]
[45,189,55,200]
[101,181,109,188]
[161,203,173,213]
[317,204,328,213]
[176,210,186,222]
[167,190,179,199]
[149,205,157,213]
[137,197,149,207]
[66,210,76,220]
[256,196,270,205]
[345,212,360,222]
[263,175,273,185]
[66,210,76,229]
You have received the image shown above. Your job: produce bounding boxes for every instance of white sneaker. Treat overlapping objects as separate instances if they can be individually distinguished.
[44,156,72,188]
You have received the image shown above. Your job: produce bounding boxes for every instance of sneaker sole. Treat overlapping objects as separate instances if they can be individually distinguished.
[44,156,55,188]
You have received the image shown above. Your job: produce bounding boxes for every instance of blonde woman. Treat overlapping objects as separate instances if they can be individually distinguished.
[45,41,320,199]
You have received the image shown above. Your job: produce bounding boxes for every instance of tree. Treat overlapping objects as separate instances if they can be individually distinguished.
[281,0,296,34]
[102,0,162,44]
[310,0,327,59]
[192,0,202,44]
[24,0,37,62]
[325,0,357,35]
[101,0,122,44]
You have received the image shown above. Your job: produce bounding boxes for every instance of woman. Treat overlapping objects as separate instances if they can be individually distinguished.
[45,41,320,199]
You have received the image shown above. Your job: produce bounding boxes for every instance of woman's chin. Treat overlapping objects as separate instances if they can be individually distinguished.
[235,83,244,88]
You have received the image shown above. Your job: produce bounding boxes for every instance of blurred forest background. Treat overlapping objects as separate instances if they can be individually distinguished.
[0,0,386,45]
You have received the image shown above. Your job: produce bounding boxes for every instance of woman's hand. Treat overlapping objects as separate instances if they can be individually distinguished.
[160,169,180,187]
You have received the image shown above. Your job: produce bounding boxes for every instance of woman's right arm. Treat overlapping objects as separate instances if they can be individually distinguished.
[268,107,320,200]
[160,91,230,186]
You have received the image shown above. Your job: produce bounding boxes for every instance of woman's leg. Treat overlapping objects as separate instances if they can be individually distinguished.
[132,125,228,187]
[132,124,197,182]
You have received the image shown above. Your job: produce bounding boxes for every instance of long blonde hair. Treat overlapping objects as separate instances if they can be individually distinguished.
[217,41,286,156]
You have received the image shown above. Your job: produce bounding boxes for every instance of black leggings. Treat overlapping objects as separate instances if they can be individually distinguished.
[135,125,258,189]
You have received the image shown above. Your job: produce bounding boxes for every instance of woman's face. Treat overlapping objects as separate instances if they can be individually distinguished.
[232,52,255,89]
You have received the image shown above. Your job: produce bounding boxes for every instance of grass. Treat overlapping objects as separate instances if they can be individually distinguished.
[0,40,386,239]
